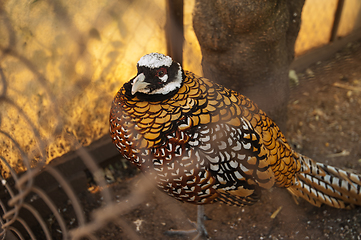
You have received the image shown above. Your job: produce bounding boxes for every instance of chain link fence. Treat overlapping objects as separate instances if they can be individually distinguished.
[0,0,167,239]
[0,0,360,239]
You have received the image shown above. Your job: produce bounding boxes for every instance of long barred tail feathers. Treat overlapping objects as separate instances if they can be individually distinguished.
[287,154,361,209]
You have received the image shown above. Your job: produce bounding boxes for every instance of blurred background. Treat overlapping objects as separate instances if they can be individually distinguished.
[0,0,361,239]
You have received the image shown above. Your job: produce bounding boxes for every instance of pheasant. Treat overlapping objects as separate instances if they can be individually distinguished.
[109,52,361,238]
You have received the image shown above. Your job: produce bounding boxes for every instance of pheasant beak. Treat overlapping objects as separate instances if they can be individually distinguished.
[131,73,149,95]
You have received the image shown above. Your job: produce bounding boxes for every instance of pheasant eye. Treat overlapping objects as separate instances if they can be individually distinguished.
[156,68,167,78]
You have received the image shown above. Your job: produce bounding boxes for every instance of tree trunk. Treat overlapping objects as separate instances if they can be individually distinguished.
[193,0,305,131]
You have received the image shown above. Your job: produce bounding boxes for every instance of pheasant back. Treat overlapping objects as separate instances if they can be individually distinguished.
[110,70,304,206]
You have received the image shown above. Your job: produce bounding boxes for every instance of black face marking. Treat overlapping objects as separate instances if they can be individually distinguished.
[123,63,184,101]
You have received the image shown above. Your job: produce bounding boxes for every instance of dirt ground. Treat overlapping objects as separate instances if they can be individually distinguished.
[90,39,361,240]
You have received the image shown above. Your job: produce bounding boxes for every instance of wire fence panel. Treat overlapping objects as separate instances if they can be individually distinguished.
[0,0,360,239]
[0,0,166,239]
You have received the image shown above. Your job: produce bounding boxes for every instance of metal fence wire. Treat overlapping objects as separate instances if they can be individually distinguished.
[0,0,360,239]
[0,0,167,239]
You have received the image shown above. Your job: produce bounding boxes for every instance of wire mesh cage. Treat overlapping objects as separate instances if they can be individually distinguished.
[0,0,361,239]
[0,0,169,238]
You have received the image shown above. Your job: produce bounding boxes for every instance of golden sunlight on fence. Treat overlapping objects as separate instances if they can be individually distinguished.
[0,0,360,239]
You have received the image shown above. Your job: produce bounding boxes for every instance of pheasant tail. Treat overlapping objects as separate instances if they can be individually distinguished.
[288,154,361,209]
